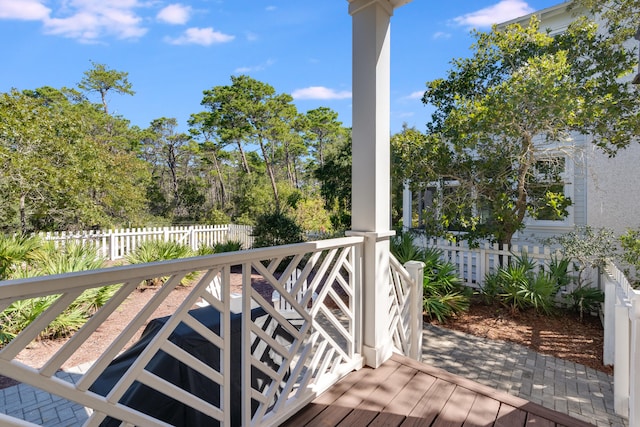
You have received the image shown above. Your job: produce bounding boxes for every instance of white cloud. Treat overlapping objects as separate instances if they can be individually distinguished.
[157,4,191,25]
[292,86,352,100]
[266,6,277,12]
[245,31,258,42]
[166,27,235,46]
[407,91,424,100]
[0,0,50,20]
[234,59,275,74]
[42,0,147,42]
[432,31,451,40]
[452,0,534,28]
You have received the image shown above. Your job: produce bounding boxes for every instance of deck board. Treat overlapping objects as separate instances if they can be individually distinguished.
[283,354,595,427]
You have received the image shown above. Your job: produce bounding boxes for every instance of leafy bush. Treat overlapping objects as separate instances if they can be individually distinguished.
[565,287,604,321]
[620,227,640,286]
[126,240,195,287]
[545,226,616,288]
[252,211,304,248]
[391,233,424,264]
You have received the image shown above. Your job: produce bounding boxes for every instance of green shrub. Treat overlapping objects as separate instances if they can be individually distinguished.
[481,251,560,314]
[565,286,604,320]
[252,211,304,248]
[391,235,470,322]
[196,240,243,256]
[0,234,42,280]
[0,243,117,344]
[126,240,195,287]
[391,233,424,264]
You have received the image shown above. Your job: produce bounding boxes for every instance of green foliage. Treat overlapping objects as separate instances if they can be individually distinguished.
[0,242,117,344]
[291,196,333,235]
[619,227,640,285]
[481,251,560,314]
[390,233,470,322]
[398,14,639,245]
[390,233,424,264]
[29,243,105,276]
[197,240,243,256]
[314,134,352,232]
[0,234,42,279]
[546,226,616,288]
[565,286,604,320]
[546,254,572,289]
[252,211,304,248]
[126,240,195,287]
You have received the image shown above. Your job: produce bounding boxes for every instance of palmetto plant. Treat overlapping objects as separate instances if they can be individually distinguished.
[126,240,196,287]
[0,242,117,344]
[0,234,42,280]
[391,233,469,322]
[482,250,560,314]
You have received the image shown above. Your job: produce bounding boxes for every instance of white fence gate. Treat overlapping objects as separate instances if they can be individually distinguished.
[37,224,254,261]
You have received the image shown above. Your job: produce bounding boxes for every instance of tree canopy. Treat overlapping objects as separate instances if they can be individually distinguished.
[0,65,351,235]
[397,15,639,245]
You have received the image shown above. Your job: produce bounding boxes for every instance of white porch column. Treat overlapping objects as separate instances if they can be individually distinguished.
[403,180,412,231]
[347,0,412,368]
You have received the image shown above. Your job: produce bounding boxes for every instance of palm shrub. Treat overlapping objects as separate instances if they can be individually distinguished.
[390,233,424,264]
[126,240,196,287]
[480,251,560,314]
[196,240,244,256]
[1,243,117,344]
[391,235,470,322]
[0,234,42,279]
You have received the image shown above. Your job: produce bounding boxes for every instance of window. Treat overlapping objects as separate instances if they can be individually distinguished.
[528,156,572,222]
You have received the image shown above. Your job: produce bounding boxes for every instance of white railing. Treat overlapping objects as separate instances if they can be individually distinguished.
[388,256,424,361]
[37,224,255,261]
[601,261,640,427]
[414,236,557,288]
[0,236,366,426]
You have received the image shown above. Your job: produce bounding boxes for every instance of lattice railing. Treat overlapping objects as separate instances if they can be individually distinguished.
[388,255,424,361]
[0,236,364,426]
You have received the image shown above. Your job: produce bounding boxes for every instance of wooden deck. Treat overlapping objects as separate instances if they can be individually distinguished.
[283,354,595,427]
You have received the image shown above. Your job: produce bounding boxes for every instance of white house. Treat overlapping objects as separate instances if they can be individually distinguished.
[402,0,640,244]
[505,1,640,244]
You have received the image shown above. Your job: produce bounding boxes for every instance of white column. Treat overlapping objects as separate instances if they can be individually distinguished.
[347,0,411,368]
[403,180,412,231]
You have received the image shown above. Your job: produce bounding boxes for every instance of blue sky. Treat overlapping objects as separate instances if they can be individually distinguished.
[0,0,564,134]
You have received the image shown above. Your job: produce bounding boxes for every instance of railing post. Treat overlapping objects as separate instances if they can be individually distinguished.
[404,260,424,361]
[630,293,640,427]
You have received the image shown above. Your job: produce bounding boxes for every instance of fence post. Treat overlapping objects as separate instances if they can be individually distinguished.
[615,298,630,417]
[404,260,424,362]
[603,273,616,366]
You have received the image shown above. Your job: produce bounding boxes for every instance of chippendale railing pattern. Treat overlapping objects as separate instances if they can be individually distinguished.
[388,255,424,362]
[0,236,365,426]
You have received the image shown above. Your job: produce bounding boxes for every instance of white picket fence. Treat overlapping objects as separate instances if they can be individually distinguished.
[37,224,254,261]
[602,262,640,427]
[414,236,559,288]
